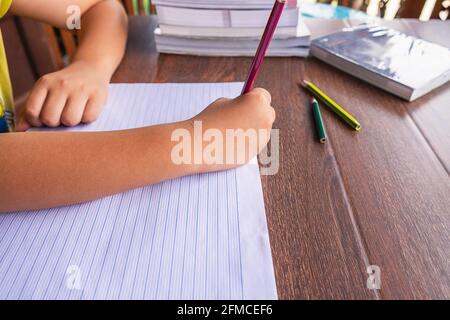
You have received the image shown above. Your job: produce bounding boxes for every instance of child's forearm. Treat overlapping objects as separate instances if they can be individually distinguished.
[72,0,128,80]
[0,121,196,212]
[11,0,127,81]
[1,88,275,213]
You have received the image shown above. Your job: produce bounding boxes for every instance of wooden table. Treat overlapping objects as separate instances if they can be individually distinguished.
[113,17,450,300]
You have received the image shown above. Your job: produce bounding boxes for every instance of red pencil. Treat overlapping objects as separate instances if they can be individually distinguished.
[241,0,287,95]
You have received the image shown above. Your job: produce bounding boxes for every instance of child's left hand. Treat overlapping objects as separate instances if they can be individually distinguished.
[16,60,109,131]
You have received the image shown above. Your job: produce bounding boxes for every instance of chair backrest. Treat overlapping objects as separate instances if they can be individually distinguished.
[121,0,156,15]
[121,0,135,14]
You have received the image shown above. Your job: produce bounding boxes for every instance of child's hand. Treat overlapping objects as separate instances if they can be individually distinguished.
[188,88,276,170]
[16,61,109,131]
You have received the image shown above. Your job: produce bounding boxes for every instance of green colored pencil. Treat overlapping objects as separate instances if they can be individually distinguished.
[311,98,327,143]
[301,80,361,131]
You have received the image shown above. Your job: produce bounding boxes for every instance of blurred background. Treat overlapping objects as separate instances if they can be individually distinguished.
[122,0,449,20]
[2,0,449,106]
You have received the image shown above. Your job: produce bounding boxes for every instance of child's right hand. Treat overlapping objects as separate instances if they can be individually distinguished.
[188,88,276,171]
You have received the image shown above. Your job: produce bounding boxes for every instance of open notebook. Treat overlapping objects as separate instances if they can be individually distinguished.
[0,83,277,300]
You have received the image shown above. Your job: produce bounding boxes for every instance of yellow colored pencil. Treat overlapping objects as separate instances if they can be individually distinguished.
[301,80,361,131]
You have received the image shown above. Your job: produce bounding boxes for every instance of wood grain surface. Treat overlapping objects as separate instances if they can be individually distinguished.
[112,16,450,300]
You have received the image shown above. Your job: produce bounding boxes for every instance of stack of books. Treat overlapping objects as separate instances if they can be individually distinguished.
[153,0,311,57]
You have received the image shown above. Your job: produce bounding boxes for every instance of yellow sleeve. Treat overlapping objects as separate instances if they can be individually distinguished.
[0,0,12,18]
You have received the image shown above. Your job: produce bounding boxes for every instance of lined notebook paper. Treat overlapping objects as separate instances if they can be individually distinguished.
[0,83,277,300]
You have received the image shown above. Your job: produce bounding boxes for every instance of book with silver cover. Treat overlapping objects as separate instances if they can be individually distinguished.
[311,24,450,101]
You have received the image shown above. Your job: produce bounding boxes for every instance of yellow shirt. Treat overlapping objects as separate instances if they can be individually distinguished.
[0,0,14,133]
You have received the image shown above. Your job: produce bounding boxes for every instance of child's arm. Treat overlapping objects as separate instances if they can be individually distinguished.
[11,0,128,130]
[0,89,275,212]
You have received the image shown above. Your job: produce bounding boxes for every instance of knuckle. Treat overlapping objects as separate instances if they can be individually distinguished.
[82,111,99,124]
[25,107,40,119]
[252,88,271,104]
[39,75,51,86]
[61,115,79,127]
[78,83,88,93]
[246,93,265,108]
[214,97,229,104]
[40,115,59,127]
[57,78,71,90]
